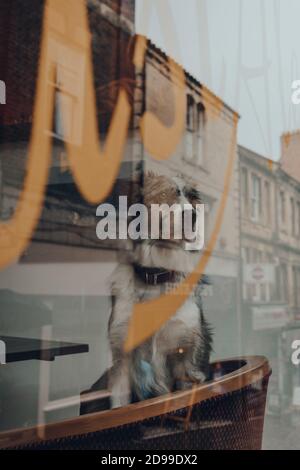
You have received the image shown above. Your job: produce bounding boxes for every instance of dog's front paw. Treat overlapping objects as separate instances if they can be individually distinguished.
[111,393,130,409]
[110,379,131,409]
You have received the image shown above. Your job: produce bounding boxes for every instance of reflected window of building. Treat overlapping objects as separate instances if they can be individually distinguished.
[290,197,296,236]
[0,79,6,104]
[292,266,300,311]
[196,103,205,166]
[185,96,205,166]
[279,190,286,226]
[250,174,261,222]
[264,181,271,225]
[277,263,288,302]
[241,167,248,217]
[52,67,76,142]
[242,247,249,300]
[297,202,300,238]
[53,91,73,141]
[266,253,275,302]
[185,94,195,161]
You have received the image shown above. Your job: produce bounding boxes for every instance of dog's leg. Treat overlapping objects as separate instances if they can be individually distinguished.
[108,264,135,408]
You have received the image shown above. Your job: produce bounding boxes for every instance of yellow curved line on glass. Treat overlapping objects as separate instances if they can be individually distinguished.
[0,24,54,269]
[134,35,186,160]
[124,113,238,353]
[58,0,131,204]
[0,0,130,268]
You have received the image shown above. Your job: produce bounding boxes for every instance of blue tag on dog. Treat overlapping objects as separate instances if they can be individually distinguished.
[140,360,154,399]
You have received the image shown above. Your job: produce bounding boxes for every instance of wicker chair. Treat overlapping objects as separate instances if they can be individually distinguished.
[0,356,271,450]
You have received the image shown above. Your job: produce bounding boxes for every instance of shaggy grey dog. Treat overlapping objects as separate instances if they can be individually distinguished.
[108,173,213,408]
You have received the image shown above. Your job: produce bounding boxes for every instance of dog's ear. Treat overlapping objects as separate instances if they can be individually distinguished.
[184,185,202,208]
[132,162,157,183]
[131,165,158,202]
[142,170,157,192]
[144,170,156,180]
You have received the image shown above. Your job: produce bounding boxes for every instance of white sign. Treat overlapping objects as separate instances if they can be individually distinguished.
[244,263,275,283]
[252,305,289,331]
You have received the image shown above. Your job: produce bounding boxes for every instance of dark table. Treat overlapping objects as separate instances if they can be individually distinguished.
[0,335,89,363]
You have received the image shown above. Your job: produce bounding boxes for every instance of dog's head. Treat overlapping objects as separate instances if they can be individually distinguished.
[142,172,203,249]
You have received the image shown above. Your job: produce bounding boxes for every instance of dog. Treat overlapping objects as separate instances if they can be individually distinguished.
[107,172,213,409]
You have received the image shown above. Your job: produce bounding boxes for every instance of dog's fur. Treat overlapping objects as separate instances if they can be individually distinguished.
[108,172,213,408]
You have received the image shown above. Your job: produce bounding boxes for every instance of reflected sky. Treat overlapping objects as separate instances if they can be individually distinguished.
[136,0,300,160]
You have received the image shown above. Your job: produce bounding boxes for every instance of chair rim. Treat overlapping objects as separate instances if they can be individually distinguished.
[0,355,271,449]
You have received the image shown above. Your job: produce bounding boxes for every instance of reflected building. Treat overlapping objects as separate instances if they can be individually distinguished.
[138,41,241,360]
[240,141,300,329]
[239,137,300,413]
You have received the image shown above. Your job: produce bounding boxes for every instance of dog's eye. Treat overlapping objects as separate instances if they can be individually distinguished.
[161,192,167,198]
[176,188,181,196]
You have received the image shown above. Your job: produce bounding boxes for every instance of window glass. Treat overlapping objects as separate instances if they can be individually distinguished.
[1,0,300,453]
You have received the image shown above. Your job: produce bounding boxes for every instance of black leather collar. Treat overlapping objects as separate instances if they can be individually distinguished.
[133,264,177,285]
